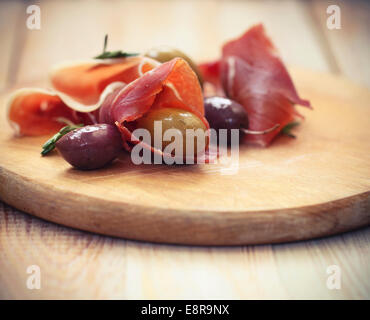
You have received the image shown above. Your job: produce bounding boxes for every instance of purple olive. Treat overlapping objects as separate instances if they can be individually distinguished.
[204,96,280,146]
[56,124,122,170]
[204,97,248,144]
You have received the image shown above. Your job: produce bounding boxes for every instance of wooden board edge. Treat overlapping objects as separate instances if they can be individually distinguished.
[1,164,369,246]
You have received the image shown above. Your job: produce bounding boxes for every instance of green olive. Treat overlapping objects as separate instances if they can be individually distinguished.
[135,108,208,157]
[144,46,203,86]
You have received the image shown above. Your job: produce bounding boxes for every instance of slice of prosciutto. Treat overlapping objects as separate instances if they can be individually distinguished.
[7,56,159,136]
[99,57,212,162]
[198,60,224,97]
[200,24,311,146]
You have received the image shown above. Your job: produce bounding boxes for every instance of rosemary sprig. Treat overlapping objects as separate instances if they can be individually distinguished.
[94,35,139,59]
[281,121,300,138]
[41,124,83,156]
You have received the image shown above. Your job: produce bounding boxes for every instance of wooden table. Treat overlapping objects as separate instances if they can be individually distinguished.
[0,0,369,299]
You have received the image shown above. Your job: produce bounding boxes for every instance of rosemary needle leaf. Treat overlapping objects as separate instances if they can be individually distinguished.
[281,121,300,139]
[41,124,83,156]
[94,34,139,59]
[94,50,139,59]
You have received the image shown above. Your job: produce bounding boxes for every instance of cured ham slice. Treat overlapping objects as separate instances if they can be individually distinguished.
[100,58,211,161]
[198,60,224,97]
[7,84,123,136]
[7,57,159,136]
[7,89,80,136]
[101,58,206,127]
[49,56,157,105]
[200,24,311,146]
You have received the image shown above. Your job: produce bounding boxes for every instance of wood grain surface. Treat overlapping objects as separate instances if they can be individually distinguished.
[0,0,369,299]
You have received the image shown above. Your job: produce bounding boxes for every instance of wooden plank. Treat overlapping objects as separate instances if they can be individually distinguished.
[0,203,128,299]
[273,229,370,299]
[0,0,24,91]
[215,0,331,71]
[311,0,370,87]
[16,0,120,84]
[1,203,369,299]
[15,0,331,85]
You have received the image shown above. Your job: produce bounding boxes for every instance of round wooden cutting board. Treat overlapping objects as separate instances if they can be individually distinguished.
[0,68,369,245]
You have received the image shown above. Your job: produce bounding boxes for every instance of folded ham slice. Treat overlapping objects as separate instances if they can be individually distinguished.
[101,58,205,125]
[200,24,311,146]
[7,57,159,136]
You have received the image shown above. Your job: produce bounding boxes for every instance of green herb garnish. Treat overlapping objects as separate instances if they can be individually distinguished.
[41,124,83,156]
[281,121,300,138]
[94,35,139,59]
